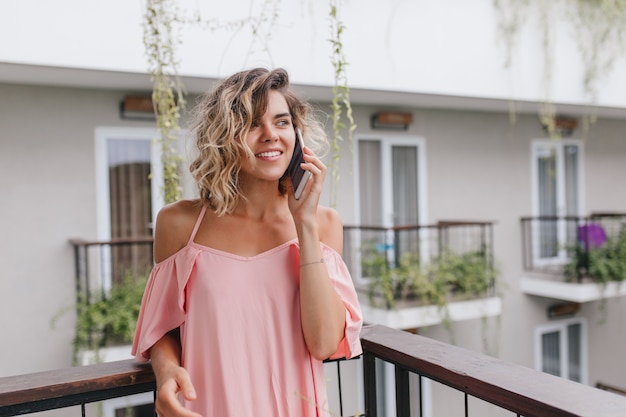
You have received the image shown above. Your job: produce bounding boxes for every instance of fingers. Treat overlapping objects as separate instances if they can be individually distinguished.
[155,368,202,417]
[301,147,326,186]
[178,370,197,401]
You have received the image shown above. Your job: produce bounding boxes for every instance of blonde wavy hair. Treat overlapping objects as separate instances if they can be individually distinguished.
[189,68,328,216]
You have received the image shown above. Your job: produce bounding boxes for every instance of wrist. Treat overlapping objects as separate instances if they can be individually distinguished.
[300,258,325,268]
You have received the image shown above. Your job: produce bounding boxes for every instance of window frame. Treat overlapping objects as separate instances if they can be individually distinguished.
[94,127,164,292]
[534,317,588,384]
[530,139,585,267]
[351,135,428,284]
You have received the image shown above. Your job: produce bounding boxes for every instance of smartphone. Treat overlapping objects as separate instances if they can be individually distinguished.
[287,128,312,199]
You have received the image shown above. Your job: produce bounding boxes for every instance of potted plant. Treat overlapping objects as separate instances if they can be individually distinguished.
[363,244,496,310]
[564,231,626,285]
[72,272,148,364]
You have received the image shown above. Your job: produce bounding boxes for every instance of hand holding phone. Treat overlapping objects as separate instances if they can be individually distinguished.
[287,128,312,200]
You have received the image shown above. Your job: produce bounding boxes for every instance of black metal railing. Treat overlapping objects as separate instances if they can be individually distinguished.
[4,325,626,417]
[70,237,154,301]
[343,221,496,297]
[520,213,626,280]
[361,325,626,416]
[72,221,496,300]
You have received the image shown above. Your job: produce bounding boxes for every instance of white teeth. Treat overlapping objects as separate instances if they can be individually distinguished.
[256,151,281,158]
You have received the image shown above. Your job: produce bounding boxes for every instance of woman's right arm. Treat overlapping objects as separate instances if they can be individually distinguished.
[149,201,203,417]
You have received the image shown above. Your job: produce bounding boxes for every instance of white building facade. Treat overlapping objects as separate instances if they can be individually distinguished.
[2,1,626,416]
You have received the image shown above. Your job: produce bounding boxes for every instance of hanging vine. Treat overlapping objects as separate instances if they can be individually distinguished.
[569,0,626,130]
[328,0,356,207]
[143,0,282,205]
[144,0,185,204]
[493,0,626,139]
[143,0,356,206]
[537,2,559,139]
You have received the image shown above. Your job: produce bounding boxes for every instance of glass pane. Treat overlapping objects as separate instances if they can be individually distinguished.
[538,152,558,257]
[359,140,383,225]
[542,331,561,376]
[392,145,419,225]
[564,145,579,216]
[358,141,385,277]
[564,145,580,244]
[567,323,582,382]
[107,139,153,283]
[392,145,419,261]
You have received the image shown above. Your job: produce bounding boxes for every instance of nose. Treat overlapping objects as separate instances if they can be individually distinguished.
[261,123,279,142]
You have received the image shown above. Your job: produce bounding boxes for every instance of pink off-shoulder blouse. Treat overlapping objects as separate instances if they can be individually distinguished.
[131,205,363,417]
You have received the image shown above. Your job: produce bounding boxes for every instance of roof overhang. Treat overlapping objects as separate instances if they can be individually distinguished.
[3,62,626,119]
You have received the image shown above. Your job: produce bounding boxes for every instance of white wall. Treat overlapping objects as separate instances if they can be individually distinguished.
[1,0,625,109]
[2,81,626,393]
[0,83,155,376]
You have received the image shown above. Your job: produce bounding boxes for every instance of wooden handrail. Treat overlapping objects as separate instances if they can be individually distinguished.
[0,360,155,416]
[4,326,626,416]
[361,325,626,417]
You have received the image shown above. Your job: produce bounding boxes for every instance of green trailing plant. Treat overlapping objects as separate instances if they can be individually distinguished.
[563,230,626,322]
[72,273,148,364]
[142,0,356,207]
[564,232,626,286]
[328,0,356,207]
[51,271,149,364]
[363,245,496,310]
[569,0,626,132]
[493,0,626,139]
[362,245,497,343]
[144,0,186,204]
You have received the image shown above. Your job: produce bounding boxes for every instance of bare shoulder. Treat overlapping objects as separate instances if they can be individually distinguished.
[154,199,204,263]
[316,206,344,254]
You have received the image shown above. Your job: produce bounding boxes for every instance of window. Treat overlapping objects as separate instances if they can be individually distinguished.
[531,140,584,265]
[356,137,425,227]
[535,319,587,384]
[95,127,164,291]
[352,136,428,282]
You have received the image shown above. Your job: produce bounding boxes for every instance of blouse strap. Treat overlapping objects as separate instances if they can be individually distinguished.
[188,204,208,244]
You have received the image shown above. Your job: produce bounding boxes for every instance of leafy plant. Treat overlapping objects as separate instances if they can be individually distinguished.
[493,0,626,137]
[72,273,148,363]
[564,231,626,285]
[328,0,356,206]
[363,245,496,310]
[144,0,186,204]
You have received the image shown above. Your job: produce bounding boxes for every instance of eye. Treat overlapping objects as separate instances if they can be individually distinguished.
[277,119,291,127]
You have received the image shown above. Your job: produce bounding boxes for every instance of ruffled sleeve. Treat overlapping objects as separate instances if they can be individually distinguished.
[321,244,363,360]
[131,247,199,361]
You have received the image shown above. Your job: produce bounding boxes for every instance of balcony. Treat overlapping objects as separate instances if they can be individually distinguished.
[69,223,502,340]
[520,213,626,302]
[3,324,626,417]
[342,221,501,330]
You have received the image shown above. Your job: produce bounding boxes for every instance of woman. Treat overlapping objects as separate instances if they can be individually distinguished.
[132,67,363,417]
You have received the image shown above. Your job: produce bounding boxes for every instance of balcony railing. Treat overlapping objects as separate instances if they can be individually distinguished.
[70,237,154,298]
[342,222,498,327]
[343,221,494,282]
[520,213,626,280]
[71,221,497,304]
[3,325,626,417]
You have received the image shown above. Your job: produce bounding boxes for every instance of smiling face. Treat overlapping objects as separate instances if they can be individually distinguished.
[239,90,296,186]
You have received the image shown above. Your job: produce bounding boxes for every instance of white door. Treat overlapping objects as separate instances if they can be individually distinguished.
[353,136,428,281]
[531,140,584,266]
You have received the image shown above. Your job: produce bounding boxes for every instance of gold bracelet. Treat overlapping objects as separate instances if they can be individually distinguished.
[300,258,325,268]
